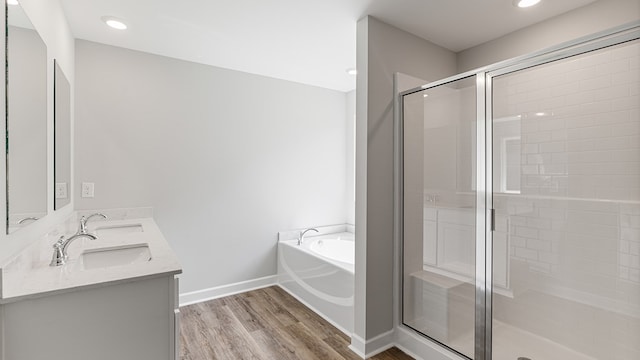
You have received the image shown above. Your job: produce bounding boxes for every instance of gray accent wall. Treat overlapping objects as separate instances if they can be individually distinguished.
[74,40,349,294]
[355,16,457,346]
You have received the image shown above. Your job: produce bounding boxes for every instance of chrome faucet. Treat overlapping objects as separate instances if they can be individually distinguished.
[50,213,107,266]
[298,228,319,245]
[78,213,107,235]
[18,217,39,225]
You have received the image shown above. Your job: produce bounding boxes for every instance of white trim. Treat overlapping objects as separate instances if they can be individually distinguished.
[348,334,366,358]
[348,329,395,359]
[178,275,277,307]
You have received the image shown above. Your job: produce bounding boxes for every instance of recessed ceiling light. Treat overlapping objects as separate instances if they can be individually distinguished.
[514,0,541,8]
[7,0,19,5]
[346,68,357,76]
[423,94,429,98]
[101,16,128,30]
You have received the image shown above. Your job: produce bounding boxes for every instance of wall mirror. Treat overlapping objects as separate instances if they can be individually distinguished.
[54,60,71,210]
[6,0,48,233]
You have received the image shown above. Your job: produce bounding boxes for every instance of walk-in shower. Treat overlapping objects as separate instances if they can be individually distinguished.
[400,23,639,360]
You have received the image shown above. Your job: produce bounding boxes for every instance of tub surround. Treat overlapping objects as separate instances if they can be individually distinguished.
[0,213,181,303]
[278,225,355,335]
[278,223,355,241]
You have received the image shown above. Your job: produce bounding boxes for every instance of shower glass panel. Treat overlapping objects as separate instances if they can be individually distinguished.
[403,76,477,358]
[491,39,640,360]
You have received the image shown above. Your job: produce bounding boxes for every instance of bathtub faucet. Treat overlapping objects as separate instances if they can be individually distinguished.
[298,228,319,245]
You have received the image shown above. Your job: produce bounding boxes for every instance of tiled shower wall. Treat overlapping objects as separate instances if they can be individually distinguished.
[491,40,639,358]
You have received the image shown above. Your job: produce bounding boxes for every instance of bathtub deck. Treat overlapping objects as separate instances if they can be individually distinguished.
[180,286,412,360]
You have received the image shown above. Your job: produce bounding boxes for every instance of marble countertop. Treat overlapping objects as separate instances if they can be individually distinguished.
[0,217,182,304]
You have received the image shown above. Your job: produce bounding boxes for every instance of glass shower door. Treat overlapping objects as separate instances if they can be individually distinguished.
[490,39,640,360]
[402,75,479,358]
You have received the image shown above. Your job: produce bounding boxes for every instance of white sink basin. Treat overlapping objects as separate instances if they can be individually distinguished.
[95,224,143,236]
[81,244,151,270]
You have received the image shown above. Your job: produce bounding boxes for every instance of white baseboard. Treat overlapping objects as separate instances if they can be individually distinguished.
[179,275,277,307]
[348,329,395,359]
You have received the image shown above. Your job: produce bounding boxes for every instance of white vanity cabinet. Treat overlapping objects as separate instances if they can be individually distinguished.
[0,217,182,360]
[2,274,180,360]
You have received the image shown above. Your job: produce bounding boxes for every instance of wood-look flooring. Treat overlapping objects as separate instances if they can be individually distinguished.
[179,286,413,360]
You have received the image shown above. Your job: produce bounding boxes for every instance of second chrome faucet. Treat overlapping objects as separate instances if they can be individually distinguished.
[50,213,107,266]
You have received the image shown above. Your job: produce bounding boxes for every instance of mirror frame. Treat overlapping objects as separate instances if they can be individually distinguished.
[5,0,49,233]
[54,59,71,210]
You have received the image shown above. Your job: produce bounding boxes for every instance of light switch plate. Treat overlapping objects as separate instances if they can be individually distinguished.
[81,182,95,198]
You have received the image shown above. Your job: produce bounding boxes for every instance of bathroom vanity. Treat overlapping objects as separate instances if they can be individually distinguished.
[0,217,182,360]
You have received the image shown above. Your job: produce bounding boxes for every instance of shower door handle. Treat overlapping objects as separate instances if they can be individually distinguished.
[490,208,496,232]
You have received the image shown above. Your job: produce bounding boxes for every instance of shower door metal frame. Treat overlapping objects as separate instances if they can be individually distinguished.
[398,20,640,360]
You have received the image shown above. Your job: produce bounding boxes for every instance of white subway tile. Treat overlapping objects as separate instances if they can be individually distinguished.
[576,51,613,67]
[551,81,580,97]
[511,235,527,248]
[552,152,568,164]
[596,187,640,201]
[515,247,538,261]
[612,68,640,85]
[580,75,612,91]
[611,149,640,162]
[527,154,550,165]
[580,100,613,115]
[567,150,612,163]
[594,136,630,150]
[567,139,595,151]
[567,125,613,139]
[537,118,565,131]
[539,141,566,153]
[621,214,640,228]
[612,122,640,136]
[551,129,568,141]
[622,228,640,242]
[540,164,566,175]
[521,164,539,175]
[593,83,631,100]
[527,217,553,230]
[620,203,640,215]
[538,208,566,220]
[525,131,553,143]
[620,240,631,253]
[567,210,619,226]
[612,96,640,111]
[611,43,639,60]
[515,225,539,239]
[620,253,631,267]
[619,266,630,280]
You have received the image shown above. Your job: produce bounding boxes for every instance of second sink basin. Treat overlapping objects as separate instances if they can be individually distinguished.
[81,244,151,270]
[95,224,144,236]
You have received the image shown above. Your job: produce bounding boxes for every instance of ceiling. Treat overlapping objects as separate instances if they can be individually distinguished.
[59,0,597,92]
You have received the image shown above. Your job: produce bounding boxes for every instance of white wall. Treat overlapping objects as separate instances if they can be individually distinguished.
[457,0,640,72]
[74,40,348,294]
[355,16,457,352]
[0,0,75,265]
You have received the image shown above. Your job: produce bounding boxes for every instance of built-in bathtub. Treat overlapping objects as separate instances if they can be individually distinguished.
[277,230,354,334]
